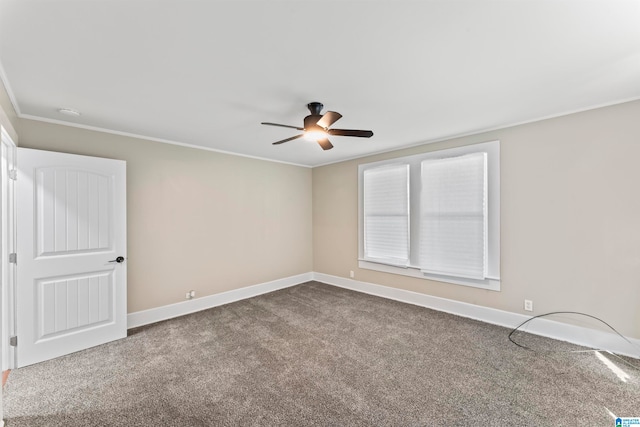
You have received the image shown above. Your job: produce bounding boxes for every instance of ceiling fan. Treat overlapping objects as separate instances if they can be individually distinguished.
[261,102,374,150]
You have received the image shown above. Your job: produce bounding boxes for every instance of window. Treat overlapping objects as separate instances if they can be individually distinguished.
[363,164,409,266]
[358,141,500,290]
[419,153,487,279]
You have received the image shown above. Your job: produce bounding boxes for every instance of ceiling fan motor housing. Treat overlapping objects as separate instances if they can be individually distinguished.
[305,102,325,131]
[304,114,324,131]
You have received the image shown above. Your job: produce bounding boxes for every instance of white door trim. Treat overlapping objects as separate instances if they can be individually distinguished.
[0,125,17,427]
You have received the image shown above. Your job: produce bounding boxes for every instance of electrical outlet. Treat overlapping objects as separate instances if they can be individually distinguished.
[185,292,192,300]
[349,270,354,278]
[186,290,196,300]
[524,299,533,312]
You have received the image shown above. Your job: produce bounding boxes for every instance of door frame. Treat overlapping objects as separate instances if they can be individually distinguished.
[1,125,17,427]
[1,126,16,372]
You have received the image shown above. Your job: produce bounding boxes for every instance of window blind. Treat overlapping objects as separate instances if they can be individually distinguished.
[419,153,487,279]
[363,164,410,266]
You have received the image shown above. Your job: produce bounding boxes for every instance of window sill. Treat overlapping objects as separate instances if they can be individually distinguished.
[358,260,501,291]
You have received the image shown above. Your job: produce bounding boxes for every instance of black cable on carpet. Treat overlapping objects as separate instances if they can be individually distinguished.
[508,311,640,370]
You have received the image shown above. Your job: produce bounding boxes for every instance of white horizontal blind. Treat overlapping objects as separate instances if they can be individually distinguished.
[363,164,410,266]
[419,153,487,279]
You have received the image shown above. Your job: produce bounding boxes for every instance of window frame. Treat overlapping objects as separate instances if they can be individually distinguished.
[357,140,501,291]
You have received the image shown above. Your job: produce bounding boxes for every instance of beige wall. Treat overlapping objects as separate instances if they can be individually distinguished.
[6,71,640,340]
[0,79,18,142]
[18,119,313,313]
[313,100,640,339]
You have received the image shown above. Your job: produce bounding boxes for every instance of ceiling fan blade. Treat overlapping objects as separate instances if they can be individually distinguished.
[261,122,304,131]
[328,129,374,138]
[316,111,342,129]
[272,134,304,145]
[317,138,334,150]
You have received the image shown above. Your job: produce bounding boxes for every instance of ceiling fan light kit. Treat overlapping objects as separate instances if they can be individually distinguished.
[261,102,373,151]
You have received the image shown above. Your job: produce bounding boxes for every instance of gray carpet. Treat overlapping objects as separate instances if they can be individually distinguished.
[3,281,639,426]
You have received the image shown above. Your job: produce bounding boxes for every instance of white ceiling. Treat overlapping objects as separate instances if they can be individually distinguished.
[1,0,639,167]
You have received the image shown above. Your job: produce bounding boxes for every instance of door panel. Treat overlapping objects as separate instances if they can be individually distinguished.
[17,148,126,367]
[36,168,112,256]
[37,270,113,339]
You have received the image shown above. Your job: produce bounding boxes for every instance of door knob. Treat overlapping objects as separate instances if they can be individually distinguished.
[109,256,125,263]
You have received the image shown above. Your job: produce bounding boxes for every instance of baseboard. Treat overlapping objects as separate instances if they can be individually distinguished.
[127,272,313,329]
[126,271,640,359]
[313,272,640,359]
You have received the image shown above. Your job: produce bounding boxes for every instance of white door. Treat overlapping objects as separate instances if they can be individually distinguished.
[16,148,126,367]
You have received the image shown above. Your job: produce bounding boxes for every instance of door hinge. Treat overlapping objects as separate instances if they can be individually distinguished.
[8,169,16,180]
[9,253,16,264]
[9,336,17,347]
